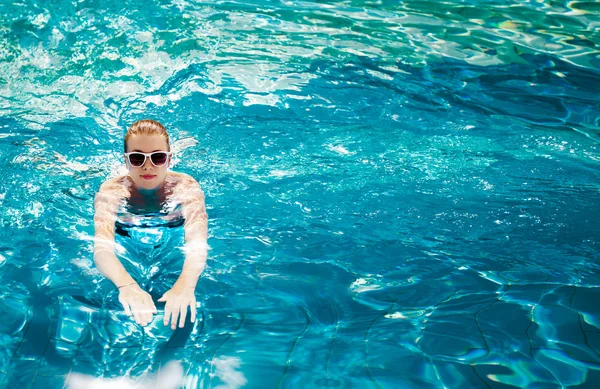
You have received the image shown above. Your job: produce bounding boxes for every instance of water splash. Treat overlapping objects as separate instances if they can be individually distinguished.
[66,361,183,389]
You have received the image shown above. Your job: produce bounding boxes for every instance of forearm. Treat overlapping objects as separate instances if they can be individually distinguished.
[93,185,135,289]
[93,248,136,287]
[177,182,209,290]
[175,242,208,289]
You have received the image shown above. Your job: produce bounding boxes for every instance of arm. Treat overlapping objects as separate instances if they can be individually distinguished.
[178,181,209,288]
[159,177,209,329]
[93,181,156,325]
[93,187,135,287]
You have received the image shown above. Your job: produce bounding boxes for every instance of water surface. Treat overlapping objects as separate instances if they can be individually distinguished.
[0,0,599,387]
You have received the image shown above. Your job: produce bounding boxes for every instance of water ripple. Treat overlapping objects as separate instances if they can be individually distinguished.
[1,0,599,387]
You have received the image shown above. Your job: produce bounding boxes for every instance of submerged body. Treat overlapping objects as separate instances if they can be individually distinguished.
[108,173,199,283]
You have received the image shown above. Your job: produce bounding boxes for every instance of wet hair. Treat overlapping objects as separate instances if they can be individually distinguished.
[124,119,171,152]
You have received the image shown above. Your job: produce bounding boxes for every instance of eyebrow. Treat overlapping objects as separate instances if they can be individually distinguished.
[132,149,164,152]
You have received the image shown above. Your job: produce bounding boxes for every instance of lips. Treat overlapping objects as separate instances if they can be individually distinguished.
[140,174,156,180]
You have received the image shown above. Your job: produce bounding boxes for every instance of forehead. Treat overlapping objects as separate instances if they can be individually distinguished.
[126,134,168,152]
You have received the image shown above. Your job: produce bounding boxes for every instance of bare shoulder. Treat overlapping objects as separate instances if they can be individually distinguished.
[169,172,203,193]
[98,175,129,191]
[167,173,205,210]
[95,176,130,204]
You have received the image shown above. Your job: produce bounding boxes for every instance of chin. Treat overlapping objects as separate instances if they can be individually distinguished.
[136,178,162,191]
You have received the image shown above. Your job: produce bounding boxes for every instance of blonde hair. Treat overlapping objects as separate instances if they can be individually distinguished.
[124,119,171,152]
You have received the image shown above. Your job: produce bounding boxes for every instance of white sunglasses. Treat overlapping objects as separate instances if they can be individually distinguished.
[124,151,172,167]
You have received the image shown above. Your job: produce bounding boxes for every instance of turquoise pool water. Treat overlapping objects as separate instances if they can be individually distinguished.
[1,0,599,387]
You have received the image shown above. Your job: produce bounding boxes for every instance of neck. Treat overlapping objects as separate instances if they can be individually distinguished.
[132,180,165,199]
[138,187,159,197]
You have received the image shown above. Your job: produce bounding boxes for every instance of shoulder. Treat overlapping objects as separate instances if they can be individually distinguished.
[95,176,130,205]
[169,171,200,185]
[93,177,129,223]
[169,172,203,193]
[98,175,129,192]
[168,173,206,210]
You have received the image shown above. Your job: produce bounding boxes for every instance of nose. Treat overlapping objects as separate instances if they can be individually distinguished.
[142,156,153,169]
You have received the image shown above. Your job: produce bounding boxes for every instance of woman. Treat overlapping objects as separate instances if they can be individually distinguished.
[93,119,208,330]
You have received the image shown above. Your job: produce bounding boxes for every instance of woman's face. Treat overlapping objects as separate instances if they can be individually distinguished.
[125,134,171,191]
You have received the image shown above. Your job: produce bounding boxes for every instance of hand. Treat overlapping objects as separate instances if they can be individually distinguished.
[158,283,197,330]
[118,283,157,326]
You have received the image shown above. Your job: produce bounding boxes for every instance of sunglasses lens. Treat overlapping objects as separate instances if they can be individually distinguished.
[128,153,146,167]
[151,152,168,166]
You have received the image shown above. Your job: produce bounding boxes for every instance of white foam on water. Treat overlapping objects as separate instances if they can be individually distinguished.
[212,356,248,389]
[65,361,183,389]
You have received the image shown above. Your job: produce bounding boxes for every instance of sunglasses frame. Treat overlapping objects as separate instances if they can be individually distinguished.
[124,151,172,167]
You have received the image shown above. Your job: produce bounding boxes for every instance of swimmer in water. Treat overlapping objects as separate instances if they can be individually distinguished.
[93,119,208,330]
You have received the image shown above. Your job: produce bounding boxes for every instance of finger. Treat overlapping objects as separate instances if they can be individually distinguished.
[171,306,180,330]
[132,306,142,325]
[142,301,152,325]
[146,299,155,323]
[164,304,172,327]
[137,302,149,326]
[190,300,197,323]
[137,300,150,326]
[140,298,151,323]
[122,301,132,317]
[157,295,166,302]
[147,301,155,322]
[179,304,187,328]
[147,296,157,314]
